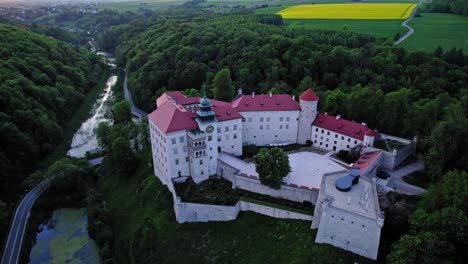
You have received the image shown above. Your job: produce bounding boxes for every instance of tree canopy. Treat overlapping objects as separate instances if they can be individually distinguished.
[212,68,234,101]
[253,147,291,189]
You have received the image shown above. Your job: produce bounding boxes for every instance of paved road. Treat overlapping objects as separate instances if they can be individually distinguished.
[385,159,425,195]
[394,0,421,45]
[1,179,50,264]
[122,69,148,119]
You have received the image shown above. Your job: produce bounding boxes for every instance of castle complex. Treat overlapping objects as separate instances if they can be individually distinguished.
[148,89,415,260]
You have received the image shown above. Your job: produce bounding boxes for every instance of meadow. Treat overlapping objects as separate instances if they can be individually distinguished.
[277,3,417,20]
[399,13,468,52]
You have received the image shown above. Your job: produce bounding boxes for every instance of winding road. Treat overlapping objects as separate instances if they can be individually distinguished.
[1,68,146,264]
[394,0,421,45]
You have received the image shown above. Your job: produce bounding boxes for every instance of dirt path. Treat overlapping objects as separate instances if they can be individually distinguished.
[394,1,421,45]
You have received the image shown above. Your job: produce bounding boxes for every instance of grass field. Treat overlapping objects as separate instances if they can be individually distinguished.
[285,19,406,38]
[277,3,417,20]
[399,13,468,52]
[99,153,374,264]
[99,0,186,12]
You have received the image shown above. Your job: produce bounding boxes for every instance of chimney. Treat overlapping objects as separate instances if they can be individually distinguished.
[238,88,243,95]
[252,92,255,98]
[269,92,272,98]
[361,122,366,126]
[292,95,295,101]
[336,115,341,120]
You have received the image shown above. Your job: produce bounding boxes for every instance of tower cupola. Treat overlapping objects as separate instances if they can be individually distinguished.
[197,96,215,122]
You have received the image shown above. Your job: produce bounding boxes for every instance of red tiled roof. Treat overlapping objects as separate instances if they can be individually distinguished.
[299,89,319,101]
[148,102,198,134]
[353,151,382,174]
[213,106,243,121]
[231,94,300,112]
[313,113,380,140]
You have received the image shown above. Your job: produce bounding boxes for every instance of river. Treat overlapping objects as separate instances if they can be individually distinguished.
[67,52,117,158]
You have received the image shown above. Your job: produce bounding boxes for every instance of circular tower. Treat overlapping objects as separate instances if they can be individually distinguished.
[297,89,319,144]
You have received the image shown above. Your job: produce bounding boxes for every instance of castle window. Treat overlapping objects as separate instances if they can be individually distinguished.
[234,134,238,139]
[286,117,290,121]
[280,125,283,129]
[217,127,221,133]
[201,171,204,175]
[327,132,330,135]
[234,125,238,131]
[316,128,318,132]
[355,140,358,144]
[225,135,230,140]
[208,136,212,141]
[180,136,184,143]
[335,134,338,138]
[348,138,351,142]
[217,136,221,142]
[183,146,188,152]
[315,135,318,138]
[200,160,203,165]
[260,125,263,130]
[225,126,229,132]
[334,141,337,144]
[285,124,289,129]
[341,136,344,140]
[347,145,350,148]
[173,148,178,155]
[362,225,365,228]
[326,144,328,148]
[175,159,179,165]
[322,129,324,134]
[171,138,176,144]
[242,118,245,122]
[260,117,264,122]
[267,117,270,122]
[280,117,284,121]
[186,157,189,162]
[314,140,317,143]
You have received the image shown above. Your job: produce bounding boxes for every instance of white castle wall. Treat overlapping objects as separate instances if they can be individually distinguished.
[241,110,300,146]
[173,198,313,223]
[234,175,319,204]
[311,126,363,152]
[217,118,243,156]
[297,100,317,144]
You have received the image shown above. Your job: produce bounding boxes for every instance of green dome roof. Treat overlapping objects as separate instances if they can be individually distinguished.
[199,96,211,107]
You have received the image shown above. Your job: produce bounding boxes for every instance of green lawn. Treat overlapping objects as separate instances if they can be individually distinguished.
[99,153,373,263]
[399,13,468,52]
[284,19,406,39]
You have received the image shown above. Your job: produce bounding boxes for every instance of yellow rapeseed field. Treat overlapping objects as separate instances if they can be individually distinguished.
[277,3,417,20]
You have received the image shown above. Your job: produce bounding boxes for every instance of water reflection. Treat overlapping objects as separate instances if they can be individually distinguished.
[29,208,101,264]
[67,75,116,158]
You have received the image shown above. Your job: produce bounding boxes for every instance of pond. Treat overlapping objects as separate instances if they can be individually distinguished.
[29,208,101,264]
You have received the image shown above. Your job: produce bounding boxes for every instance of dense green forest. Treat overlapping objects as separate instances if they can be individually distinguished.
[422,0,468,16]
[0,23,105,240]
[103,10,467,180]
[96,9,468,262]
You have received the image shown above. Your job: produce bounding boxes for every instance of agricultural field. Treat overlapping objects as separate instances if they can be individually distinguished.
[399,13,468,52]
[99,0,187,12]
[284,19,406,39]
[277,3,417,19]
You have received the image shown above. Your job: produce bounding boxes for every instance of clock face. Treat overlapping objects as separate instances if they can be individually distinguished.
[206,125,214,134]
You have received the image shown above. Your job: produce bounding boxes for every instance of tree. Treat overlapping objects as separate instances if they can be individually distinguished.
[253,147,291,189]
[131,218,159,263]
[111,137,136,175]
[212,68,234,101]
[0,200,7,224]
[113,99,132,123]
[393,32,401,42]
[96,122,112,150]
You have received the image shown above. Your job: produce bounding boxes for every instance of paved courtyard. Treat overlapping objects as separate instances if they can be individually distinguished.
[219,151,346,190]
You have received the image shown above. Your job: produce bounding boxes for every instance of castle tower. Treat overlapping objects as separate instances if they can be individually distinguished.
[297,89,319,144]
[363,130,376,147]
[191,95,218,183]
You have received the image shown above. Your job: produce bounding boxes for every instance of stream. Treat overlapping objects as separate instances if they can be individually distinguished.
[67,52,116,158]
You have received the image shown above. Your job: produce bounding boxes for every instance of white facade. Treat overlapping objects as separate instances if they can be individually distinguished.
[241,110,300,146]
[217,119,243,156]
[297,100,317,144]
[311,126,362,152]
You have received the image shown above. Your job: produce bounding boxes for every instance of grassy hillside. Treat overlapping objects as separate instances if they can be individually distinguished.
[99,154,373,263]
[400,13,468,52]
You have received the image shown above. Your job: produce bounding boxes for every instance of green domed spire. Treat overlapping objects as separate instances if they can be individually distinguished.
[197,84,215,122]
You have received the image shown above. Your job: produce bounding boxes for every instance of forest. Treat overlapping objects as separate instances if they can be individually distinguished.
[422,0,468,16]
[98,9,467,263]
[0,23,105,242]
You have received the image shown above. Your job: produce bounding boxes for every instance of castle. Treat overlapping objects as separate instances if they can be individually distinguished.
[148,89,414,260]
